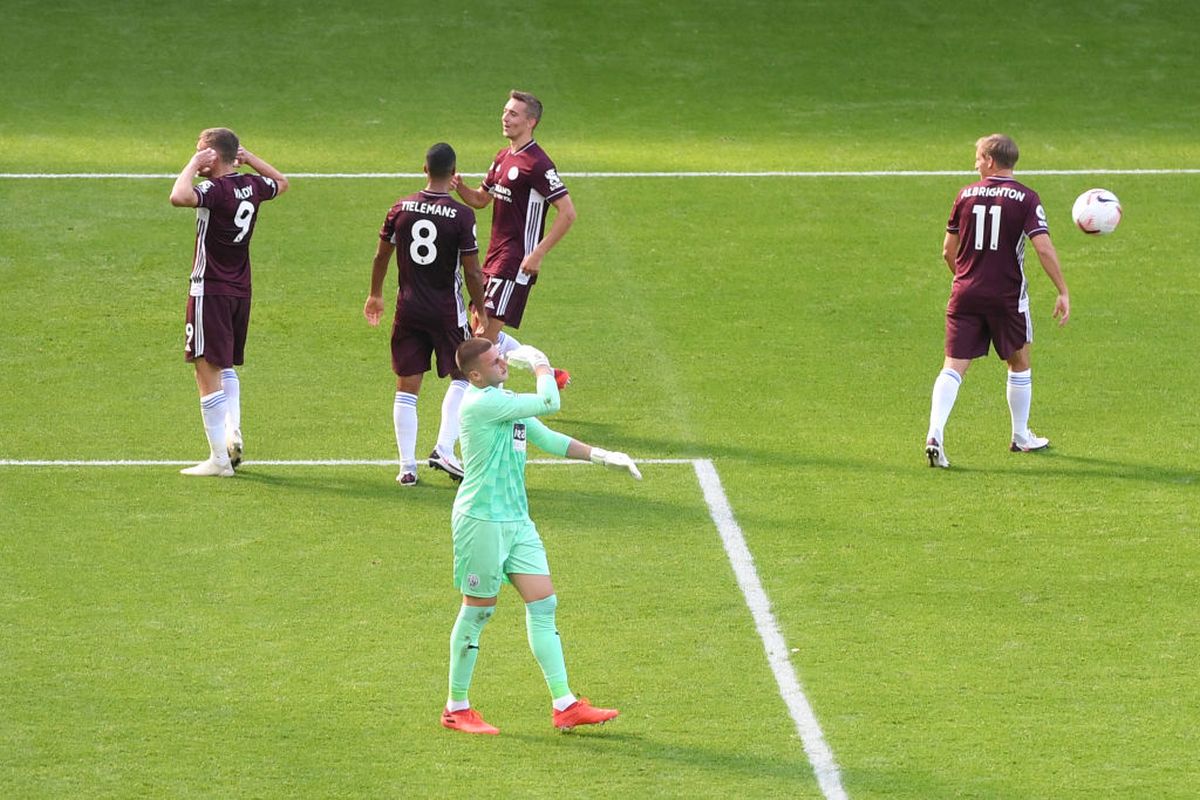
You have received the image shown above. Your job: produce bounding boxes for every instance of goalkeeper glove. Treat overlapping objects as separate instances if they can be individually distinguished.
[505,344,550,372]
[590,448,642,480]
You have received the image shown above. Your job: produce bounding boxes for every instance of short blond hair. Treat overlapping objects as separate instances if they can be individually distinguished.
[976,133,1019,168]
[200,127,239,163]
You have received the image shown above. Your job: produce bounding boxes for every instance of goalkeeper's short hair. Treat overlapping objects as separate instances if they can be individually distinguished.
[456,337,493,372]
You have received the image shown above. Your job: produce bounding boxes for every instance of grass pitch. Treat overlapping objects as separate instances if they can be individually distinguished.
[3,2,1199,798]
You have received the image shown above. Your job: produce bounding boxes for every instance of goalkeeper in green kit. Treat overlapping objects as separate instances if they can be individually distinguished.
[441,337,642,735]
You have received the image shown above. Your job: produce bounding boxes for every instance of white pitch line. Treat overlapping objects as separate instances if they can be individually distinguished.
[2,168,1199,180]
[693,458,847,800]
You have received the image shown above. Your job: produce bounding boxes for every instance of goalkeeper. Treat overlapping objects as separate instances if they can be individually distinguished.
[440,337,641,735]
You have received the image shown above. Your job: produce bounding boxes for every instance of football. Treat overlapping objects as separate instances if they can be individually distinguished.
[1071,188,1123,235]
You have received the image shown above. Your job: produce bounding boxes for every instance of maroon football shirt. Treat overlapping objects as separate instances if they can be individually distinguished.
[479,140,568,281]
[380,190,479,325]
[946,176,1049,313]
[189,173,279,298]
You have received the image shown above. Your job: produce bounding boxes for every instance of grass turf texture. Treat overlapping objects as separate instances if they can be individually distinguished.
[3,1,1200,798]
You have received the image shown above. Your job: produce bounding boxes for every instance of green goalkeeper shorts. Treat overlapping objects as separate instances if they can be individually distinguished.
[451,512,550,598]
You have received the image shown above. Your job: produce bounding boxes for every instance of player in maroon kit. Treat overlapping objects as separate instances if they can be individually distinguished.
[364,143,489,486]
[169,128,288,477]
[452,90,575,390]
[925,134,1070,468]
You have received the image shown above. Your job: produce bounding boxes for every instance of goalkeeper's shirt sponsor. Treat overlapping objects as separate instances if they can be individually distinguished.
[453,374,570,522]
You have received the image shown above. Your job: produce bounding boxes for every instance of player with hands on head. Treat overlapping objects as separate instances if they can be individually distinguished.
[439,337,638,736]
[169,127,288,477]
[364,142,489,486]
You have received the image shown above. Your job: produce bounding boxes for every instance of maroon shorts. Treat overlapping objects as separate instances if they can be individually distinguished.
[392,315,470,379]
[186,294,250,367]
[482,274,534,328]
[945,306,1032,360]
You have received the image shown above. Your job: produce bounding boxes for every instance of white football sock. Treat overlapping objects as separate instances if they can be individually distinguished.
[495,331,521,356]
[220,368,241,433]
[446,699,470,712]
[436,380,468,456]
[1007,369,1032,439]
[927,368,963,443]
[199,390,230,464]
[394,391,419,471]
[552,693,578,712]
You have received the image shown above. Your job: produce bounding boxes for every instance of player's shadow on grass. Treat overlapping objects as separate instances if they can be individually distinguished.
[235,466,461,501]
[951,450,1198,486]
[500,728,816,784]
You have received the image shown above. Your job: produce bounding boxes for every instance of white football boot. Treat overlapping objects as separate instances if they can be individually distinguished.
[1010,430,1050,452]
[925,438,950,469]
[181,456,235,477]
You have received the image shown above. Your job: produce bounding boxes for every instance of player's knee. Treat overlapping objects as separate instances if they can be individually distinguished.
[525,593,558,617]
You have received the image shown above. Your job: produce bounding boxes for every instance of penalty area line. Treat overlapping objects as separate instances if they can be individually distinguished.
[693,459,847,800]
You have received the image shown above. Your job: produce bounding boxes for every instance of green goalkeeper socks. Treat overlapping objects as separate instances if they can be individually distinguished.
[526,594,571,699]
[448,604,494,703]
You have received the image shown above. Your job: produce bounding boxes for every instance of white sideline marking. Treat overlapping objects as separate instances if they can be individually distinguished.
[3,454,846,794]
[2,168,1199,179]
[693,459,847,800]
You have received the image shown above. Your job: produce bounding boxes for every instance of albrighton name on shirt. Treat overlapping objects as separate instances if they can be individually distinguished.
[400,200,458,217]
[960,185,1027,201]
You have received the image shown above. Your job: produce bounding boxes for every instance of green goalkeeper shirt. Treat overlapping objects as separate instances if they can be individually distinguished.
[453,373,571,522]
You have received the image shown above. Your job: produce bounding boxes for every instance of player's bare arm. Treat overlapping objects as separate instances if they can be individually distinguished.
[364,239,395,327]
[941,231,959,275]
[461,252,489,332]
[1031,233,1070,326]
[168,148,216,207]
[519,194,577,276]
[451,174,492,210]
[237,146,290,195]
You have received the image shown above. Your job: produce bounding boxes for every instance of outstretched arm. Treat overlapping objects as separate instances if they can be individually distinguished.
[1030,233,1070,326]
[523,418,642,480]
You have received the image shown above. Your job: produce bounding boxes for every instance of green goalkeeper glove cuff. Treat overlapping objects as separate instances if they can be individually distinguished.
[589,448,642,480]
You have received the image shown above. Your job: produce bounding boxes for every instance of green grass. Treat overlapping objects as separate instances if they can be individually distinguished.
[3,1,1200,798]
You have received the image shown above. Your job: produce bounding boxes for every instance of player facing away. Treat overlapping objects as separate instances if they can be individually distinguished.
[169,128,288,477]
[364,143,489,486]
[925,134,1070,468]
[441,338,641,735]
[452,90,576,391]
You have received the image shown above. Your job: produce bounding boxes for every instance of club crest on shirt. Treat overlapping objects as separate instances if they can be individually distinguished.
[507,166,520,181]
[513,422,526,452]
